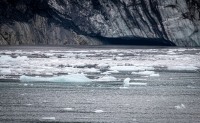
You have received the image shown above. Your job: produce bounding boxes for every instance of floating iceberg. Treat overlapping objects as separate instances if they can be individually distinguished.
[20,74,92,83]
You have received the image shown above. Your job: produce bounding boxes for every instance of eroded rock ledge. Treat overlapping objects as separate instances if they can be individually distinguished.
[0,0,200,46]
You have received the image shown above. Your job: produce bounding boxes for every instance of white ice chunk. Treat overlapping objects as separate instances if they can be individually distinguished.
[101,70,119,75]
[108,70,119,73]
[133,78,147,81]
[16,56,28,61]
[175,104,186,109]
[167,66,198,71]
[0,69,12,75]
[94,110,104,113]
[83,68,100,73]
[129,82,147,86]
[150,74,160,77]
[20,74,92,83]
[110,66,154,71]
[0,55,28,63]
[167,51,176,55]
[63,108,73,111]
[0,55,13,62]
[123,78,131,87]
[42,117,56,120]
[123,78,147,87]
[97,63,109,69]
[25,104,33,106]
[132,71,155,75]
[95,75,117,81]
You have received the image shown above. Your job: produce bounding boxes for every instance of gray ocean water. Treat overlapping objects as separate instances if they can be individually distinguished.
[0,46,200,123]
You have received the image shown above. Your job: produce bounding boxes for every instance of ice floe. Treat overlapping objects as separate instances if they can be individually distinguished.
[41,117,56,120]
[0,69,12,75]
[63,108,73,111]
[167,66,198,71]
[94,109,104,113]
[0,55,29,64]
[123,78,147,87]
[131,71,155,75]
[150,73,160,77]
[83,68,100,73]
[95,75,117,81]
[20,74,92,83]
[110,66,154,71]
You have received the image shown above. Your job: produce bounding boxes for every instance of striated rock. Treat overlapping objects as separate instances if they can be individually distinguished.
[0,0,200,46]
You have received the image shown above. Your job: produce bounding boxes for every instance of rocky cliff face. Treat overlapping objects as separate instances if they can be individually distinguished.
[0,0,200,46]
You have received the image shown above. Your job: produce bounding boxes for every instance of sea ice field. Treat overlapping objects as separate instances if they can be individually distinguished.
[0,46,200,123]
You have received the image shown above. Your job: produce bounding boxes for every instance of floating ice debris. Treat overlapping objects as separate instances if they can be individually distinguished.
[0,55,29,63]
[108,70,119,73]
[97,63,109,69]
[42,117,56,120]
[101,70,119,75]
[167,51,176,55]
[110,66,154,72]
[119,86,129,89]
[123,78,147,87]
[20,74,92,83]
[101,71,112,75]
[63,108,73,111]
[187,85,196,89]
[0,55,13,62]
[150,74,160,77]
[0,69,11,75]
[128,82,147,86]
[175,104,186,109]
[167,66,198,71]
[23,83,28,86]
[83,68,100,73]
[133,78,147,81]
[95,75,117,81]
[94,110,104,113]
[123,78,131,87]
[131,71,155,75]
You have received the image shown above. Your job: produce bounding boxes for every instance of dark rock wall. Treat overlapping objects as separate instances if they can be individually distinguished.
[0,0,200,46]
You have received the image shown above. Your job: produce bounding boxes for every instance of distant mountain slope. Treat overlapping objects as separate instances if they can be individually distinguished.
[0,0,200,46]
